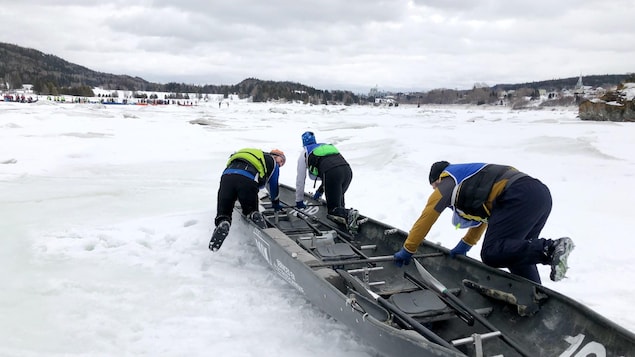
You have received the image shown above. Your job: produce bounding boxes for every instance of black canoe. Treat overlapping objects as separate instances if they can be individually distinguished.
[235,183,635,357]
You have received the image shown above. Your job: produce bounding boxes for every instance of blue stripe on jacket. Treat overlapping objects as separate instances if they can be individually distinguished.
[222,168,256,181]
[222,164,281,201]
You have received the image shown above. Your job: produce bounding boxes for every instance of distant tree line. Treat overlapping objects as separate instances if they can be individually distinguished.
[0,42,361,104]
[0,41,631,106]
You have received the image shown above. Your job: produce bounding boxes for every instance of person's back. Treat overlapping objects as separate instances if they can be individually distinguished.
[209,148,286,251]
[295,131,358,231]
[394,160,575,284]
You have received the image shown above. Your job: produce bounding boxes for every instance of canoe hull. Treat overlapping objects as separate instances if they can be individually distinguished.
[235,183,635,356]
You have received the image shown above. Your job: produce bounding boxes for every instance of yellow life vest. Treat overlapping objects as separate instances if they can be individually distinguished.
[227,148,267,178]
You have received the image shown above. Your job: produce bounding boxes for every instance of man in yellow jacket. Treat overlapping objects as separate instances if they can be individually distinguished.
[393,161,574,284]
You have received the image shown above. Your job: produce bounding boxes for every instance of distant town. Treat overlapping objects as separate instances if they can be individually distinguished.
[0,74,623,110]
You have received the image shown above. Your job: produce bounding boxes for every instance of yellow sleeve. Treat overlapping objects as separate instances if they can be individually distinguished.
[403,190,443,253]
[461,223,487,246]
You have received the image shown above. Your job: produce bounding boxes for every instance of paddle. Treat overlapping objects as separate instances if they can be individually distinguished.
[411,259,532,357]
[337,269,464,355]
[308,252,443,268]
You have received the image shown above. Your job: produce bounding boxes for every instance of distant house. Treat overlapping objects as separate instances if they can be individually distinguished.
[375,95,397,106]
[7,84,34,95]
[369,86,397,106]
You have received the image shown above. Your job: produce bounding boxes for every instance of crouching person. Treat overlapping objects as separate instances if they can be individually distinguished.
[295,131,359,231]
[393,161,574,284]
[209,148,286,251]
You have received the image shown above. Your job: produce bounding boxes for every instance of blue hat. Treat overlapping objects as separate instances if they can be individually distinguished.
[302,131,316,146]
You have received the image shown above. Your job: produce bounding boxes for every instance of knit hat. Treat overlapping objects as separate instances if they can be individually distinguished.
[301,131,316,146]
[429,161,450,184]
[270,149,286,166]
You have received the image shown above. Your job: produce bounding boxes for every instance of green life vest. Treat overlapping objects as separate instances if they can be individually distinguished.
[227,148,267,178]
[307,144,339,176]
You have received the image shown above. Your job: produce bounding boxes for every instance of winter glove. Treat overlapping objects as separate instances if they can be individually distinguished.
[272,199,283,211]
[449,240,472,258]
[393,248,413,267]
[295,201,307,209]
[312,190,323,200]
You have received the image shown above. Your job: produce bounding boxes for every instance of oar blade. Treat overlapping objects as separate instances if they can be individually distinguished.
[414,258,447,293]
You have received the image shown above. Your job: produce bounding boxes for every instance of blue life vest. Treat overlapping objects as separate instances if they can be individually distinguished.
[444,163,488,229]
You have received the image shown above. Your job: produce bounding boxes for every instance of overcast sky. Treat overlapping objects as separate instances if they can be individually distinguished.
[2,0,634,92]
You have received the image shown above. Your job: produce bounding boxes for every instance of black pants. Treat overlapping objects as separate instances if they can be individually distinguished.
[322,164,353,217]
[215,174,259,226]
[480,176,552,284]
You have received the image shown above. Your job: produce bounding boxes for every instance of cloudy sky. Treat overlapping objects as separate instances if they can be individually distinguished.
[2,0,634,92]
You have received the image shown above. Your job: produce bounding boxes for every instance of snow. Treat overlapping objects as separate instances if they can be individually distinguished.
[1,100,634,356]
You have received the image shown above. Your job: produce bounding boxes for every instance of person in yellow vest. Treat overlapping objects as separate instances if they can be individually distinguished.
[209,148,286,251]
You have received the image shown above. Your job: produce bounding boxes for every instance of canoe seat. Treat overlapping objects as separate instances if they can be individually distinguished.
[314,242,358,261]
[390,290,447,316]
[275,218,316,235]
[390,290,493,324]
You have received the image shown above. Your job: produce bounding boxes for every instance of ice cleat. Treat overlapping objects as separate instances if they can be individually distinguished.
[209,221,231,251]
[249,211,267,229]
[347,208,360,232]
[548,237,575,282]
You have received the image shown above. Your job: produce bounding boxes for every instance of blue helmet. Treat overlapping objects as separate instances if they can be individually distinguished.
[302,131,316,146]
